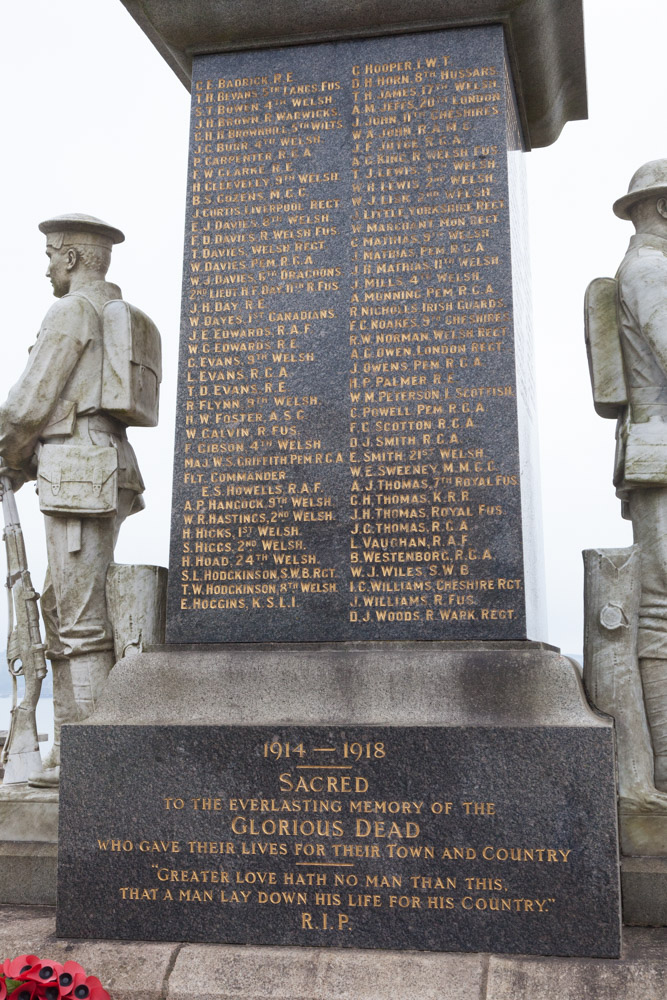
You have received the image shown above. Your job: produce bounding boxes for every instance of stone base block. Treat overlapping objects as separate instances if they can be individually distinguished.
[621,857,667,926]
[0,784,59,904]
[0,784,59,842]
[0,843,57,905]
[66,641,600,730]
[57,642,621,956]
[620,812,667,857]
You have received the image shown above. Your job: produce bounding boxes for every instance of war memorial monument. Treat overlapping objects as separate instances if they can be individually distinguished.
[4,0,667,988]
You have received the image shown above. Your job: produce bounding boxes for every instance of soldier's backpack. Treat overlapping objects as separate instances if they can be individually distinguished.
[100,299,162,427]
[583,276,627,419]
[585,277,667,486]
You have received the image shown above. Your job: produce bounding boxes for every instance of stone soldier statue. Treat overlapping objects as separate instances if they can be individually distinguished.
[612,161,667,793]
[586,161,667,800]
[0,213,161,787]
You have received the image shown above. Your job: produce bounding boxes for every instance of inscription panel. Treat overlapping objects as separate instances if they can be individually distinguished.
[168,27,535,642]
[57,725,620,956]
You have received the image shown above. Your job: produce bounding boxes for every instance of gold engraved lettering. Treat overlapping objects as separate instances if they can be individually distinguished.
[174,40,525,637]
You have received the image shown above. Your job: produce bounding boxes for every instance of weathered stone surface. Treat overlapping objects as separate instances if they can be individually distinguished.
[168,944,484,1000]
[0,214,162,789]
[621,857,667,927]
[620,813,667,857]
[486,929,667,998]
[583,162,667,931]
[0,785,58,842]
[167,26,546,645]
[584,279,627,418]
[584,163,667,797]
[0,842,57,905]
[56,645,619,956]
[0,905,176,1000]
[583,547,650,808]
[78,644,602,729]
[106,562,168,658]
[582,545,667,863]
[117,0,587,149]
[0,785,58,904]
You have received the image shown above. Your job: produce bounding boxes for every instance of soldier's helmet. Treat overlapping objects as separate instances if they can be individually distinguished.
[614,159,667,220]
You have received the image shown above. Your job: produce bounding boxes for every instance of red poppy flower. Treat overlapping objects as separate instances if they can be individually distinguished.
[7,980,41,1000]
[1,977,8,1000]
[55,964,86,999]
[38,986,61,1000]
[67,975,109,1000]
[1,961,38,981]
[21,963,62,987]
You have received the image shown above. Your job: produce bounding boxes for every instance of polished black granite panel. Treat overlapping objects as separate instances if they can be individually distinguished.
[167,26,544,643]
[57,723,620,956]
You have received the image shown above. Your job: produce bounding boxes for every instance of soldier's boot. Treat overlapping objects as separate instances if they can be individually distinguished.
[640,657,667,791]
[29,651,115,789]
[28,658,78,788]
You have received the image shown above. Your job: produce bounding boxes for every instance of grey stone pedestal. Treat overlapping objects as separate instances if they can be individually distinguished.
[621,857,667,927]
[56,642,621,957]
[0,786,58,905]
[70,641,591,730]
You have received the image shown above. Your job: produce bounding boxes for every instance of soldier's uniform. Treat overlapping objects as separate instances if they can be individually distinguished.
[615,232,667,644]
[0,214,145,784]
[612,163,667,790]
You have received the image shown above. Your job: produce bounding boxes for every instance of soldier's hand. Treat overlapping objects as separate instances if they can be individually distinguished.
[0,465,29,493]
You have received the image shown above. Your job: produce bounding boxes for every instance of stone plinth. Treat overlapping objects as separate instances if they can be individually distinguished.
[0,786,58,905]
[57,644,620,956]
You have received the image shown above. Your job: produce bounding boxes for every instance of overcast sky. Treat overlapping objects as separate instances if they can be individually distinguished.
[0,0,664,660]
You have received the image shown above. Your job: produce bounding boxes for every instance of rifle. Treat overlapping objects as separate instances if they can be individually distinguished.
[0,474,47,784]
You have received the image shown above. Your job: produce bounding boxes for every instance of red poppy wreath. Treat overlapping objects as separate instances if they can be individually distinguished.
[0,957,109,1000]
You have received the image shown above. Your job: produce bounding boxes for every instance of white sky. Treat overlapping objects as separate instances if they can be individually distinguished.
[0,0,664,657]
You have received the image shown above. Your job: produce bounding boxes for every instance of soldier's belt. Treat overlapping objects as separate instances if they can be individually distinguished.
[82,413,128,437]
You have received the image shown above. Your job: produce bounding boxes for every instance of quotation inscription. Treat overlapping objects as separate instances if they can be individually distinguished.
[81,727,596,951]
[168,30,528,641]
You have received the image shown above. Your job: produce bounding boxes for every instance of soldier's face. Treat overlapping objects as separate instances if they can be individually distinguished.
[45,245,71,298]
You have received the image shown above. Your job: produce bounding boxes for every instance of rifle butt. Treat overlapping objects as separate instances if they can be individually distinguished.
[1,704,42,785]
[2,748,43,784]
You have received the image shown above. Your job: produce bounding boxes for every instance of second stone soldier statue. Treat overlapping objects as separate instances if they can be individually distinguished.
[0,213,161,786]
[586,161,667,796]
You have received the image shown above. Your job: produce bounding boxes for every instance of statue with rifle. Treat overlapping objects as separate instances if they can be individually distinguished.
[0,213,161,787]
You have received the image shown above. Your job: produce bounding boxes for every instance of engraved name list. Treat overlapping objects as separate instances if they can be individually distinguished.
[168,28,531,642]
